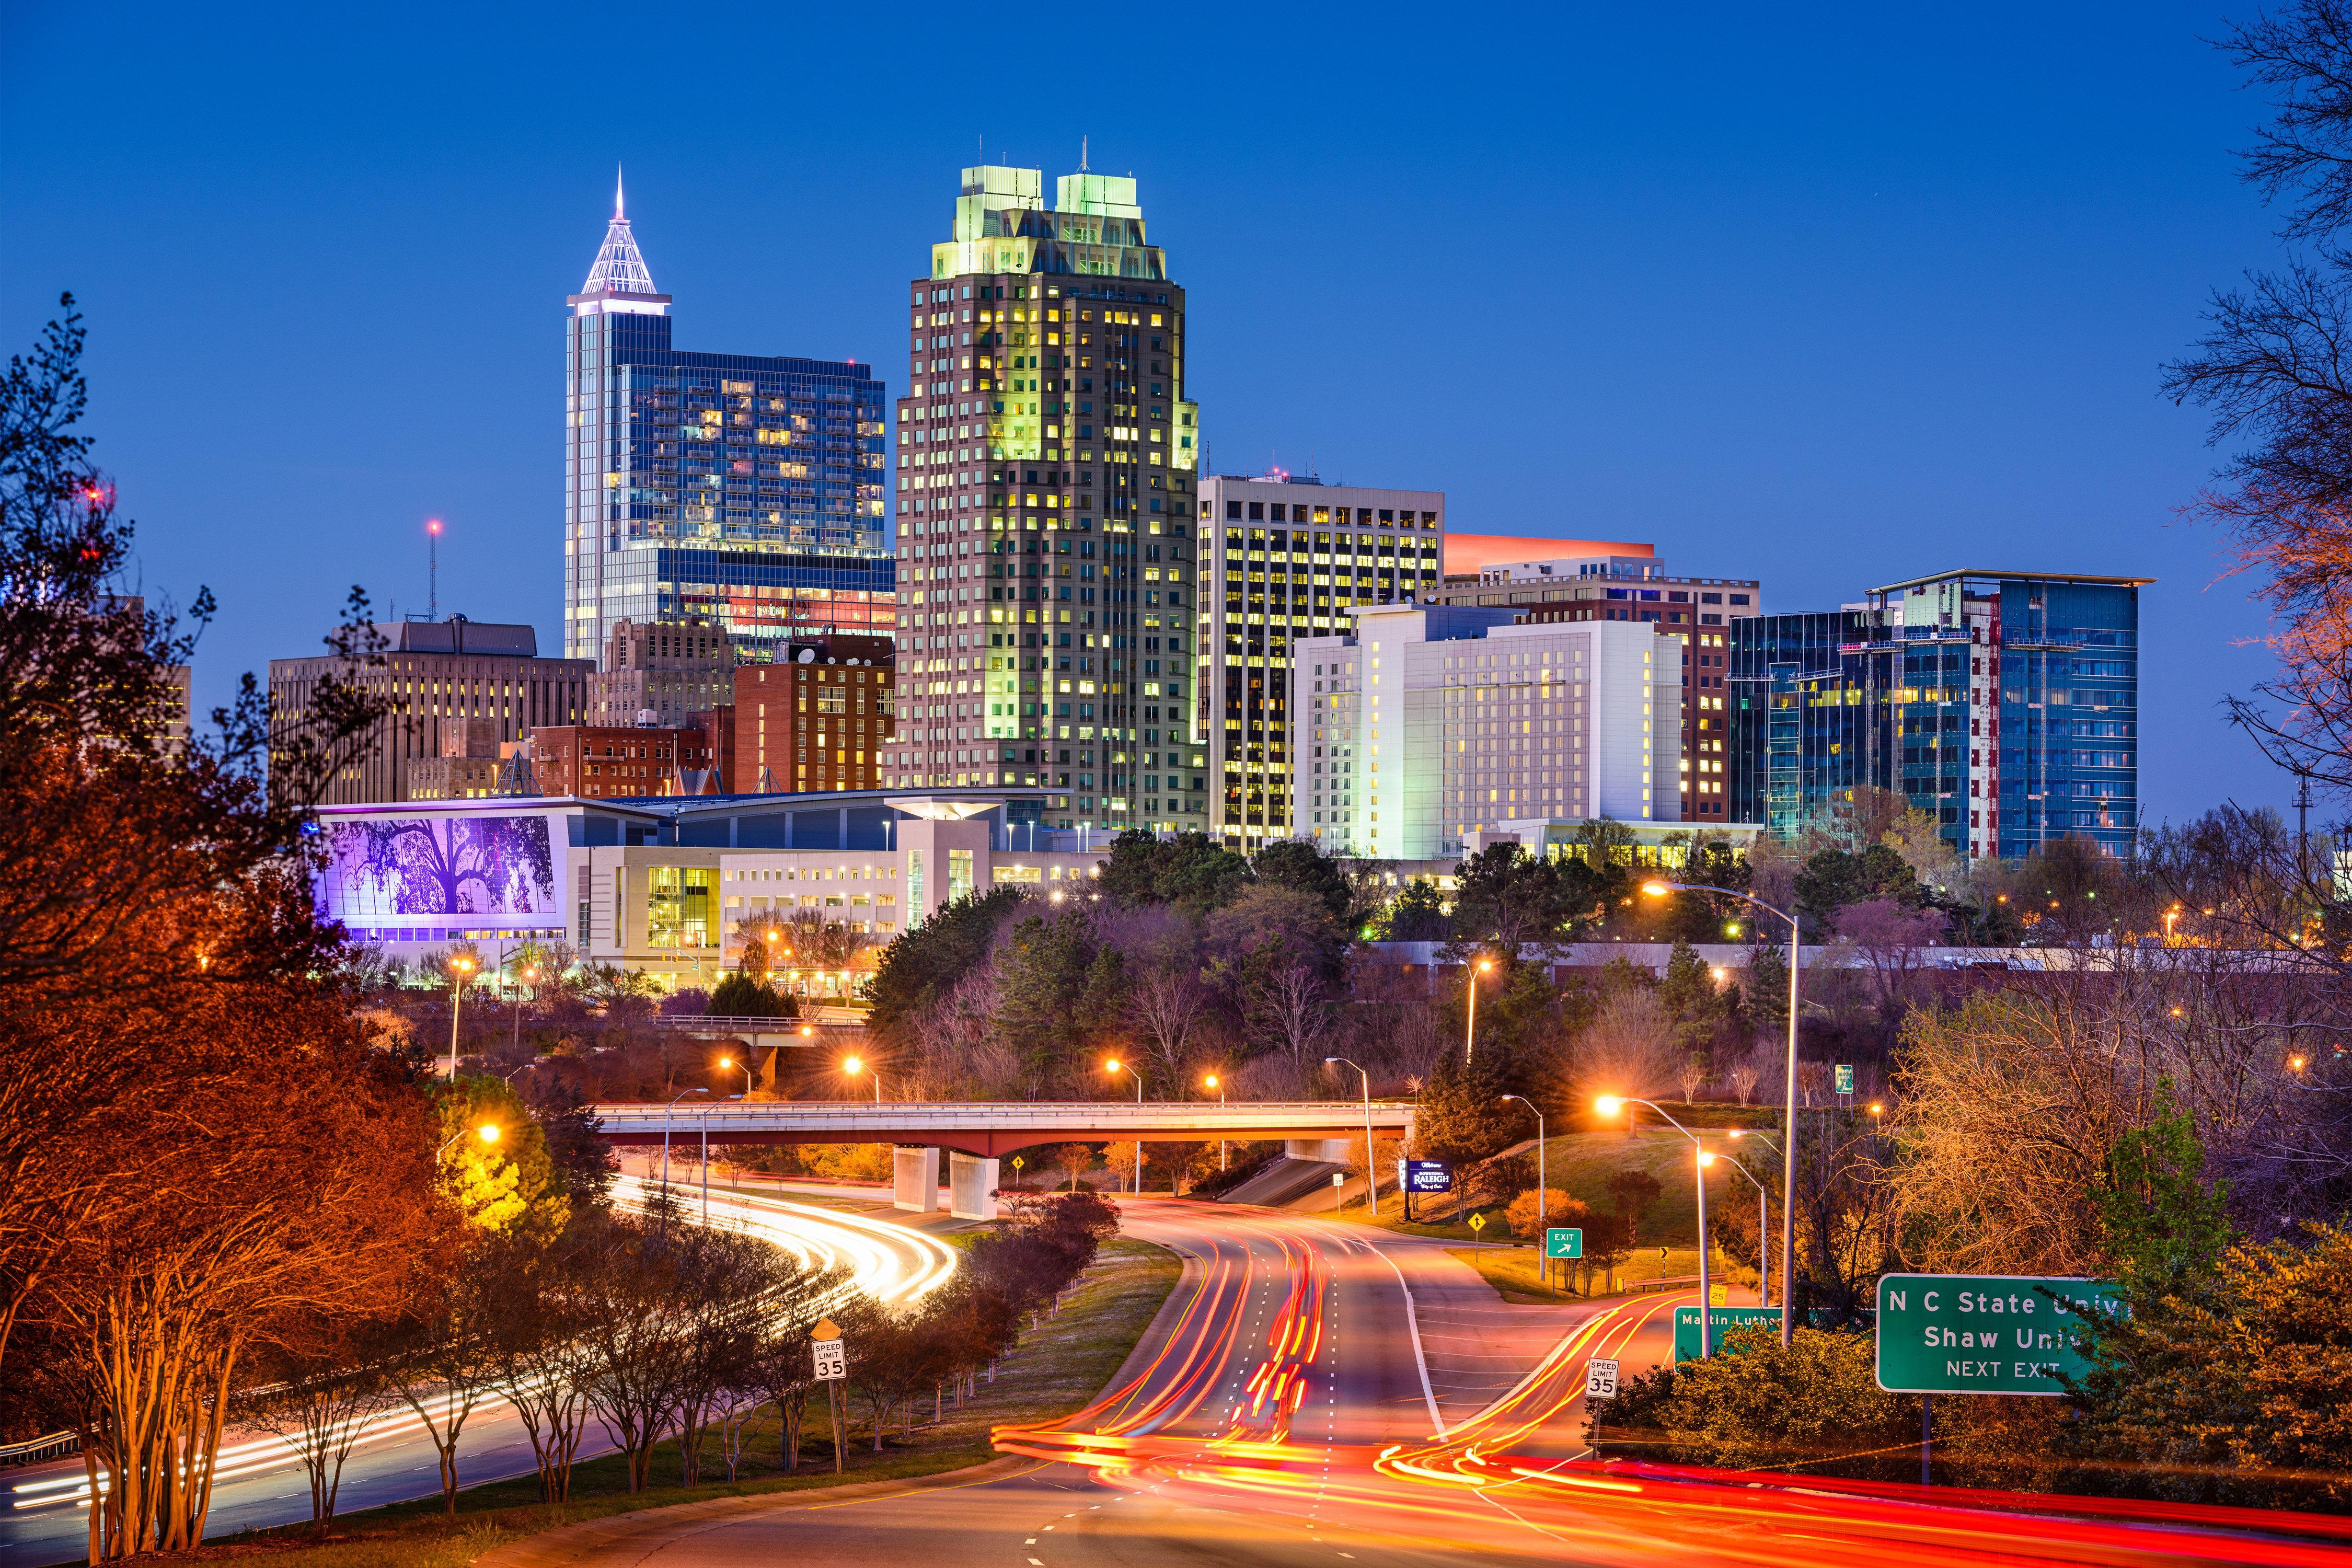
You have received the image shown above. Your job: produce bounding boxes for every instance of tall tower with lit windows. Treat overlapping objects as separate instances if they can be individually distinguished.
[882,164,1204,834]
[564,174,892,667]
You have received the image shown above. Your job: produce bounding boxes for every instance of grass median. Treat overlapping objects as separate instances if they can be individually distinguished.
[125,1238,1178,1568]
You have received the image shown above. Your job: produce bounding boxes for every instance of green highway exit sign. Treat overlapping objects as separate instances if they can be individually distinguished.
[1875,1274,2125,1396]
[1544,1228,1583,1259]
[1834,1064,1854,1095]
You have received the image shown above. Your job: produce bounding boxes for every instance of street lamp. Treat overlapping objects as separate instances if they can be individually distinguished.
[1105,1057,1144,1196]
[1642,877,1801,1348]
[1717,1138,1773,1309]
[718,1054,754,1099]
[445,954,477,1079]
[842,1054,882,1103]
[513,964,540,1055]
[1465,957,1495,1062]
[1326,1057,1379,1217]
[436,1123,500,1156]
[661,1086,709,1231]
[1596,1094,1715,1356]
[1204,1072,1227,1171]
[1500,1094,1547,1290]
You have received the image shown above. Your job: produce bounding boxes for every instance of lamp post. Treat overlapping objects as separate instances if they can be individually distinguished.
[513,964,539,1055]
[445,954,476,1079]
[1642,878,1801,1348]
[1105,1057,1144,1195]
[1715,1143,1773,1309]
[1325,1057,1378,1217]
[1464,957,1495,1063]
[1596,1094,1713,1356]
[1204,1073,1227,1171]
[1500,1094,1547,1291]
[660,1087,709,1231]
[718,1055,753,1098]
[842,1054,882,1103]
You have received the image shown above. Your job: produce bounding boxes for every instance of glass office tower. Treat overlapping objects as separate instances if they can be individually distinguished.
[1729,569,2148,859]
[564,179,892,664]
[883,164,1202,833]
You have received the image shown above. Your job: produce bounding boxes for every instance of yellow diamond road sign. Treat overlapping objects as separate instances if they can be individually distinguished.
[1468,1212,1487,1231]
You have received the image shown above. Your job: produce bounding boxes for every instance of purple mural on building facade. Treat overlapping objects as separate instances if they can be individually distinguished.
[319,814,559,919]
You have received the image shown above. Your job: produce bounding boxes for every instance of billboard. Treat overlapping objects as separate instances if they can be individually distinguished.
[318,813,560,922]
[1397,1160,1452,1194]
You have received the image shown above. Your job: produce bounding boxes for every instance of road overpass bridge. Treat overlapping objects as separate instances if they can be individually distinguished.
[591,1099,1416,1223]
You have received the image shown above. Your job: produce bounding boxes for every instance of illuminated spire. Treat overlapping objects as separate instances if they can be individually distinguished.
[581,168,659,298]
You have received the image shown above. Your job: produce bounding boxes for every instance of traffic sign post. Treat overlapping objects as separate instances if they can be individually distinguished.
[1467,1211,1488,1233]
[1673,1305,1780,1362]
[1874,1274,2124,1396]
[1835,1063,1854,1098]
[811,1318,848,1473]
[1544,1227,1583,1259]
[1585,1358,1620,1401]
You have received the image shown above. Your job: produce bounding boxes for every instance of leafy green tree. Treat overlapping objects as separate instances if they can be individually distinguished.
[1447,844,1576,964]
[1372,877,1451,941]
[434,1075,567,1236]
[1606,1168,1665,1245]
[2092,1080,2233,1284]
[1793,845,1922,935]
[1250,837,1351,921]
[866,884,1023,1044]
[991,912,1103,1090]
[1412,1054,1517,1164]
[708,971,794,1018]
[1097,829,1250,914]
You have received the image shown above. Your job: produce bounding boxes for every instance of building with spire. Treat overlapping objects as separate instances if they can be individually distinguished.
[564,174,894,666]
[881,162,1204,835]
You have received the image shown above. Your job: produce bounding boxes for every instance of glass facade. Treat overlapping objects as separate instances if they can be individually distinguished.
[1730,571,2147,859]
[565,201,891,663]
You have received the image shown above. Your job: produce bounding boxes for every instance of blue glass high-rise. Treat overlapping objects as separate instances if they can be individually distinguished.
[1729,569,2149,859]
[564,176,892,664]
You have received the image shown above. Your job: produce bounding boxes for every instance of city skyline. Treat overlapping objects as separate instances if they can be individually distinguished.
[0,2,2293,829]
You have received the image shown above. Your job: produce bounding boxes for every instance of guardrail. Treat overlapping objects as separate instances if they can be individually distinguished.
[1625,1275,1702,1295]
[0,1430,78,1467]
[649,1015,821,1034]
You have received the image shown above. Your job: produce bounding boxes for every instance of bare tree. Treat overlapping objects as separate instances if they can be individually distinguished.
[1725,1057,1760,1105]
[1835,896,1950,1013]
[1571,988,1680,1102]
[1258,964,1332,1068]
[1130,965,1206,1083]
[1677,1054,1708,1103]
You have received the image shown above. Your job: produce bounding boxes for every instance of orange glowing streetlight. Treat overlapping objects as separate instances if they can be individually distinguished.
[1204,1071,1227,1171]
[1104,1057,1144,1195]
[718,1054,753,1098]
[1465,956,1496,1063]
[841,1054,880,1102]
[445,954,477,1079]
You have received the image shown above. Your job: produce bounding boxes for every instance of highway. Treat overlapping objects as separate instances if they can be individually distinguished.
[0,1175,956,1567]
[485,1198,2352,1568]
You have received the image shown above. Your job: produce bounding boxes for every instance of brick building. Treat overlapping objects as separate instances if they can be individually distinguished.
[732,633,895,794]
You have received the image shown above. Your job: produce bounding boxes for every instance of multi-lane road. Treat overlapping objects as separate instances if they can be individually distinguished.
[490,1197,2352,1568]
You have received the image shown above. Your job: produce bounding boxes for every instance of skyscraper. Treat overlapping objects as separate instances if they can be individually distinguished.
[564,175,893,666]
[884,164,1203,833]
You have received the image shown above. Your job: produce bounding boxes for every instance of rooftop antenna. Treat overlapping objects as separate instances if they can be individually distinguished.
[615,163,625,220]
[426,518,442,620]
[1081,134,1089,171]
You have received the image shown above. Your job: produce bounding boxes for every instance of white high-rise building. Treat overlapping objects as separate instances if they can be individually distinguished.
[1293,603,1682,861]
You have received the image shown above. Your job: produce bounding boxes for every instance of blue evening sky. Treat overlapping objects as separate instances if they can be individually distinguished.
[0,3,2306,827]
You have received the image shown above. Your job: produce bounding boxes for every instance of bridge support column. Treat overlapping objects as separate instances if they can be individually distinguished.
[1286,1138,1350,1163]
[892,1146,940,1213]
[948,1152,999,1221]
